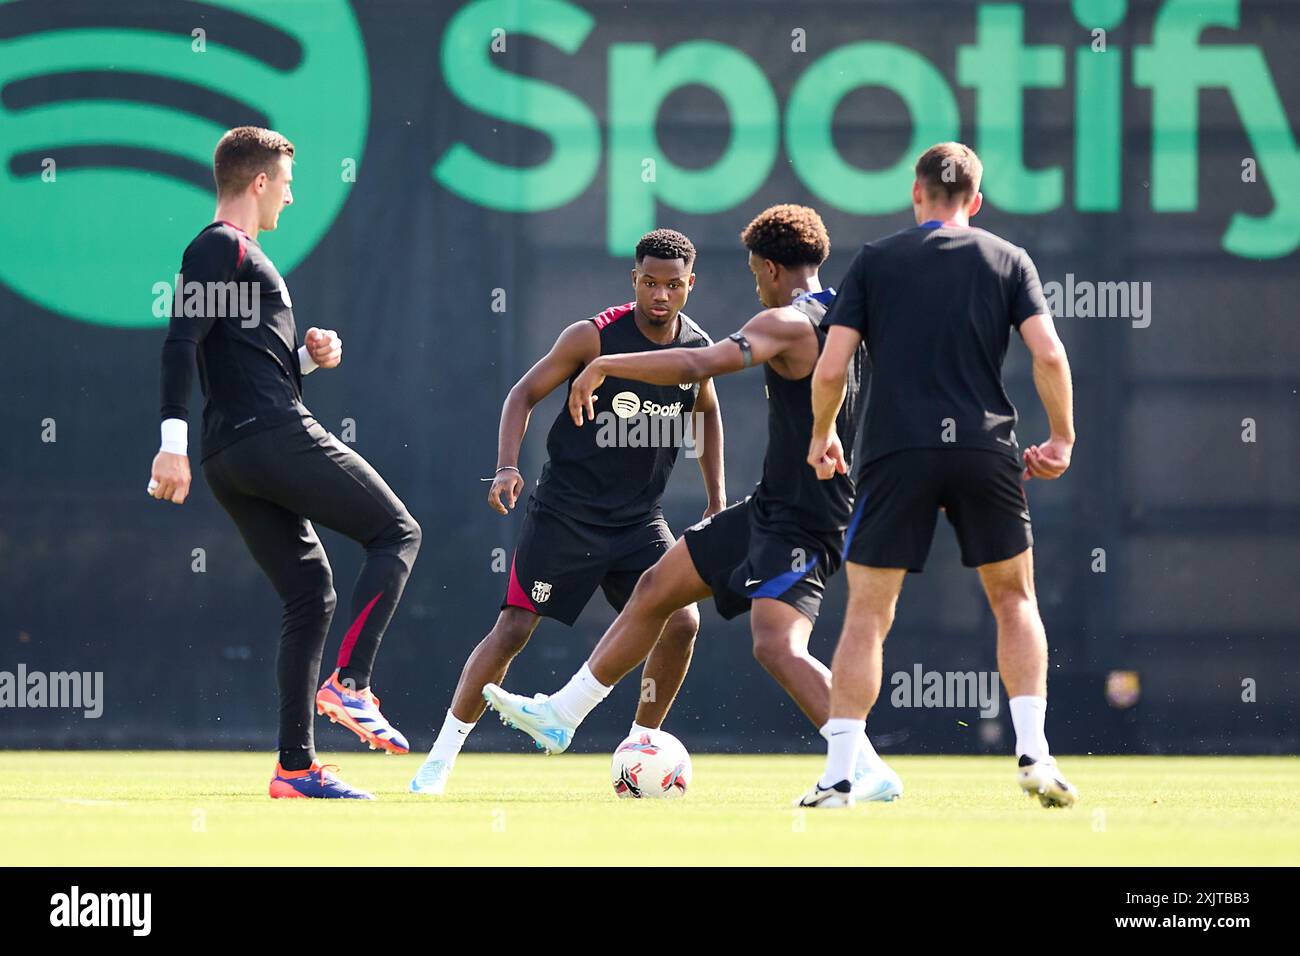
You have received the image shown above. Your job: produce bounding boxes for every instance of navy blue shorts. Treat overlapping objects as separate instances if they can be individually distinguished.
[684,498,841,625]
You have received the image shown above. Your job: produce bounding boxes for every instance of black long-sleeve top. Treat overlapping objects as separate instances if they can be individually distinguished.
[159,221,310,460]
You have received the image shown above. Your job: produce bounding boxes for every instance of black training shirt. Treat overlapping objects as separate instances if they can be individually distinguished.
[824,222,1049,465]
[159,221,311,460]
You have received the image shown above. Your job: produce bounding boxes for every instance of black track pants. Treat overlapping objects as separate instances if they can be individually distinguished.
[203,415,421,758]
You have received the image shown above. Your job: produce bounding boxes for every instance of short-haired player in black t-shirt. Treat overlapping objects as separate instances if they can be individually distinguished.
[479,206,901,803]
[148,128,422,799]
[798,143,1079,809]
[409,230,725,795]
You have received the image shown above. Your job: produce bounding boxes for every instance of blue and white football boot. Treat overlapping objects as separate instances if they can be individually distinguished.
[316,669,409,755]
[269,761,374,800]
[481,684,575,755]
[409,756,454,796]
[852,744,904,802]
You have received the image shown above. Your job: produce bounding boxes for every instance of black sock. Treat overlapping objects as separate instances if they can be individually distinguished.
[279,748,315,772]
[338,666,369,692]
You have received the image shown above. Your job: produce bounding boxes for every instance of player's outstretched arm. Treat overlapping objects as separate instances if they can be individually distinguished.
[692,377,726,517]
[1019,312,1075,481]
[807,324,861,480]
[568,309,803,426]
[488,320,600,515]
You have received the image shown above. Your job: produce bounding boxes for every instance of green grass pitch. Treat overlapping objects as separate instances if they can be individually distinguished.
[1,752,1296,866]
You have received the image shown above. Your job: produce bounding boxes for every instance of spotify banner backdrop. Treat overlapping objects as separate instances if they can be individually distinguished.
[1,0,1297,753]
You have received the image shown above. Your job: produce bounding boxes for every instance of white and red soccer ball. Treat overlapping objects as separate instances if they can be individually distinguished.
[610,730,692,799]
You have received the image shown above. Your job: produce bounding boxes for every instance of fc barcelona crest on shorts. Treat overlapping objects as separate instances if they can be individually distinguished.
[531,580,553,604]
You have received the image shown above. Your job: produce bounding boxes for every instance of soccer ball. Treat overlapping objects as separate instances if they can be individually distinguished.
[610,730,692,799]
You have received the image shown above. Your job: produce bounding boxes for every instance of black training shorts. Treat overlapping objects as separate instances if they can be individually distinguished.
[844,448,1033,572]
[502,496,674,626]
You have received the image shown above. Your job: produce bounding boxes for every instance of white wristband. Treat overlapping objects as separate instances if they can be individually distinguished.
[298,344,319,375]
[160,418,188,456]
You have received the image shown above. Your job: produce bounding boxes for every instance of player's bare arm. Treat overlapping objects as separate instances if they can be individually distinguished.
[1018,312,1075,481]
[691,376,727,518]
[489,320,600,514]
[807,324,862,479]
[568,307,809,426]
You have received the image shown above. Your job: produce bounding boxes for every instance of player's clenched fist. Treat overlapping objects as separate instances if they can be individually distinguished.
[806,429,847,481]
[305,327,342,369]
[487,467,524,515]
[148,450,191,504]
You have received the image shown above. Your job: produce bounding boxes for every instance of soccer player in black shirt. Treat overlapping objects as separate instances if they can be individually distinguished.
[409,229,724,795]
[480,206,901,802]
[799,143,1078,808]
[148,127,421,799]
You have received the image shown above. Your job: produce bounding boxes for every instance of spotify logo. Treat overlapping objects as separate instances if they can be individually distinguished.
[611,391,642,419]
[0,0,369,328]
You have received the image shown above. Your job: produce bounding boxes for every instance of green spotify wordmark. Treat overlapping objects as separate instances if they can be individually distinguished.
[436,0,1300,260]
[0,0,369,328]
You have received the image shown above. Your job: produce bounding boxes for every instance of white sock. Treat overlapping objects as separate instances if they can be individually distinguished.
[427,709,475,762]
[819,722,885,773]
[548,662,612,727]
[1009,695,1050,761]
[819,718,865,788]
[629,721,657,736]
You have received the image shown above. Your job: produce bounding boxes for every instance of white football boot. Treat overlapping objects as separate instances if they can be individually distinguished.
[409,756,454,796]
[795,779,855,809]
[852,744,904,802]
[1018,755,1078,808]
[482,684,575,755]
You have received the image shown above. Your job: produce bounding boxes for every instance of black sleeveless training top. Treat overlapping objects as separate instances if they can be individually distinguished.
[749,289,865,536]
[533,302,712,526]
